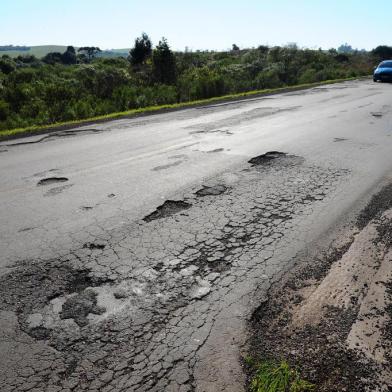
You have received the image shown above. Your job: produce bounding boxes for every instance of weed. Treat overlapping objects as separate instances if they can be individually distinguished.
[249,360,315,392]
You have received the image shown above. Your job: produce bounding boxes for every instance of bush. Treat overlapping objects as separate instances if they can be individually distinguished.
[255,69,283,89]
[178,66,225,101]
[298,69,317,84]
[0,43,374,132]
[0,100,10,121]
[0,58,16,74]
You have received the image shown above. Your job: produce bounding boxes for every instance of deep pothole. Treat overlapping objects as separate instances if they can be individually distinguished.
[143,200,192,222]
[248,151,287,166]
[60,289,105,327]
[37,177,69,186]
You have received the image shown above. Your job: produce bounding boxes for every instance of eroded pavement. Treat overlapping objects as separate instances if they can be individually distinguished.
[1,80,392,391]
[247,183,392,391]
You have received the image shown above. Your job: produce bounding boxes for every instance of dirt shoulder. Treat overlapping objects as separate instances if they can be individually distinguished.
[246,183,392,391]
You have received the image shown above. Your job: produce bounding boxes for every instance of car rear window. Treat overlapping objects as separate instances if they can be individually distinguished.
[379,61,392,68]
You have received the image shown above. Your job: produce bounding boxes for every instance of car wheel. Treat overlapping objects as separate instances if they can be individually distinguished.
[373,78,378,82]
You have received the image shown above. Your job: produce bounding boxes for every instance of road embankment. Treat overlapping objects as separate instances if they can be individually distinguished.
[247,183,392,391]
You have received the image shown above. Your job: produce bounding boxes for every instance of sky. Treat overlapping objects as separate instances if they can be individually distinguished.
[0,0,391,51]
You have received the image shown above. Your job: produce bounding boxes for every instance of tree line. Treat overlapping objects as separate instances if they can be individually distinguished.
[0,33,388,131]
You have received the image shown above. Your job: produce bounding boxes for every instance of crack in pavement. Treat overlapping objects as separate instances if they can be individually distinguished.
[3,129,105,147]
[0,153,350,392]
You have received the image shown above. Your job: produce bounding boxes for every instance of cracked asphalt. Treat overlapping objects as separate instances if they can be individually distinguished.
[1,79,392,391]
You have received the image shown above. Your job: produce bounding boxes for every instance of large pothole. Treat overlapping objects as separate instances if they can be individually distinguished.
[143,200,192,222]
[37,177,69,186]
[248,151,287,166]
[0,260,112,336]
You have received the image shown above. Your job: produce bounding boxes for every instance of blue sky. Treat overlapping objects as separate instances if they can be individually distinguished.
[0,0,390,51]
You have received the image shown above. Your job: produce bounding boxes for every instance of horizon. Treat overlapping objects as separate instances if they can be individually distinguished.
[1,0,391,52]
[0,43,374,53]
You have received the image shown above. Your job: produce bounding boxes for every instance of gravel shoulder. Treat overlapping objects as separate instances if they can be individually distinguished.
[247,182,392,391]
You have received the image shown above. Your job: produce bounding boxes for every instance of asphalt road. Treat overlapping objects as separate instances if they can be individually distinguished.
[1,79,392,392]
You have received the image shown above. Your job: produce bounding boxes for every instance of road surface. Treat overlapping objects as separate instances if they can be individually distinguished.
[1,79,392,392]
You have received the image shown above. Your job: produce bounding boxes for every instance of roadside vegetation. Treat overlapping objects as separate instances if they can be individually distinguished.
[0,34,389,133]
[246,358,315,392]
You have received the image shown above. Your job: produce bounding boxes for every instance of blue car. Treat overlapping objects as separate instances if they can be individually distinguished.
[373,60,392,82]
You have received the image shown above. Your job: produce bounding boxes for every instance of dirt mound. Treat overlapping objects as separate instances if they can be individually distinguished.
[247,185,392,391]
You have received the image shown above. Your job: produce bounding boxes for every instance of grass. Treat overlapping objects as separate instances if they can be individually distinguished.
[0,45,130,58]
[0,76,366,140]
[0,45,69,58]
[246,359,315,392]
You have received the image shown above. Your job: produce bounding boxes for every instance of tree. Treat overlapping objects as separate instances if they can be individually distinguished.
[0,57,16,74]
[15,55,39,64]
[62,46,77,65]
[372,46,392,61]
[129,33,152,66]
[0,100,10,121]
[152,37,176,84]
[334,53,349,63]
[286,42,298,50]
[42,52,63,65]
[77,47,101,62]
[232,44,240,51]
[337,43,354,53]
[258,45,269,54]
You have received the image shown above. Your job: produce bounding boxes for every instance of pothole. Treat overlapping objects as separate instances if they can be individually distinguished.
[248,151,287,166]
[37,177,69,186]
[143,200,192,222]
[29,326,52,340]
[0,260,113,338]
[83,242,106,250]
[60,289,105,327]
[195,185,228,197]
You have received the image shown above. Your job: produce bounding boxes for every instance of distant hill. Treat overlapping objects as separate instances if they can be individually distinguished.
[0,45,30,52]
[0,45,129,58]
[98,48,130,58]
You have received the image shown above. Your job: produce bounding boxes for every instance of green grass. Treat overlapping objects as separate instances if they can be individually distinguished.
[0,45,130,58]
[0,76,365,140]
[0,45,69,58]
[247,359,315,392]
